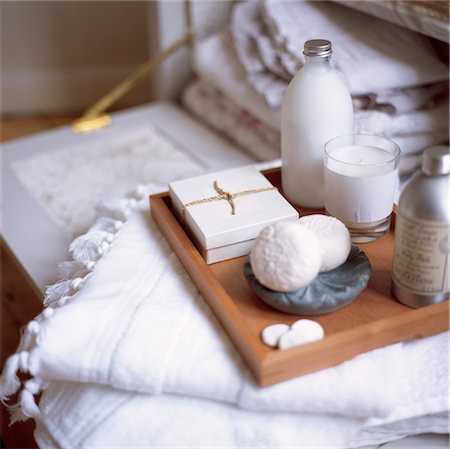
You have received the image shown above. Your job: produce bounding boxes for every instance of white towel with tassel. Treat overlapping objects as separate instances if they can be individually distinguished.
[1,184,448,448]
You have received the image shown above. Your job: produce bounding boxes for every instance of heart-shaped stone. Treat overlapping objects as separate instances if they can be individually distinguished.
[278,320,324,350]
[261,323,290,348]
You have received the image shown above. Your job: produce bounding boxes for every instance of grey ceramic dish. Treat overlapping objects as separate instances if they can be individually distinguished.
[243,245,371,315]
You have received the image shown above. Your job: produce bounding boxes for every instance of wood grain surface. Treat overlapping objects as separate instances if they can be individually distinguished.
[151,168,450,386]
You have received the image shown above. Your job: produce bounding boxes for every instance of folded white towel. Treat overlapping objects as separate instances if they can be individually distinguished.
[182,80,280,161]
[193,32,448,168]
[34,379,449,449]
[232,1,449,105]
[1,183,448,449]
[35,382,365,449]
[263,0,449,87]
[182,77,448,176]
[193,31,281,131]
[354,103,449,137]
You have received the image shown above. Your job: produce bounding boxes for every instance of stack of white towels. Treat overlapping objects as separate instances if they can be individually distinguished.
[2,183,448,448]
[1,3,449,448]
[183,0,449,174]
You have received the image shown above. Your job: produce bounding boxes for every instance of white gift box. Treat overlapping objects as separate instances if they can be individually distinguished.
[169,166,299,263]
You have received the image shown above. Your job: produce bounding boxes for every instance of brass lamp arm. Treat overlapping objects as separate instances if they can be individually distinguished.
[72,1,193,134]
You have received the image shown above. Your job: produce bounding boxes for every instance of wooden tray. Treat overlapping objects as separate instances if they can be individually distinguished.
[150,168,449,386]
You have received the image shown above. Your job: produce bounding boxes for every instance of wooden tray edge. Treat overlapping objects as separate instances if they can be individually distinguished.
[260,300,449,386]
[150,175,449,386]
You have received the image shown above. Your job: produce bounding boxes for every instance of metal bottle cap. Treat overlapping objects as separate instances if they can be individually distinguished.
[303,39,332,57]
[422,145,450,176]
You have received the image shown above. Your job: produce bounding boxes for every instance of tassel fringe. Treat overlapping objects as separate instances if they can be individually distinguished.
[19,321,40,351]
[95,198,134,222]
[90,217,124,233]
[9,379,43,424]
[0,187,142,424]
[69,231,112,265]
[0,354,21,399]
[58,260,88,279]
[44,280,72,307]
[57,260,96,283]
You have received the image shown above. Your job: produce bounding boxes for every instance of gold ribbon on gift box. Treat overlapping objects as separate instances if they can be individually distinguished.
[181,180,277,222]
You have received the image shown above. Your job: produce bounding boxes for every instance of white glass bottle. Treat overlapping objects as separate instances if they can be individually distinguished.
[281,39,353,208]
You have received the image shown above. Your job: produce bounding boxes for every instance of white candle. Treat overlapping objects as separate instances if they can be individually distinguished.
[324,144,399,224]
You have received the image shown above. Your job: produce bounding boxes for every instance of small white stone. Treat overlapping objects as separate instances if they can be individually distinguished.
[299,214,351,272]
[105,232,114,243]
[261,323,290,347]
[86,261,96,270]
[250,221,322,292]
[278,320,324,350]
[291,319,325,340]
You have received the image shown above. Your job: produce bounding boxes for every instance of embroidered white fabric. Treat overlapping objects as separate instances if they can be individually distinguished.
[11,126,202,237]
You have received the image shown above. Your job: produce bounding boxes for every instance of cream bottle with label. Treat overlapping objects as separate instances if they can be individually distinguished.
[392,146,450,307]
[281,39,353,208]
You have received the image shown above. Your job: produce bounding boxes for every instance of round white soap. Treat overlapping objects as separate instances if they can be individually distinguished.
[250,221,322,292]
[298,214,351,272]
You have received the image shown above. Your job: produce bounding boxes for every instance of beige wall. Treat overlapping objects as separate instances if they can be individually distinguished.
[1,1,154,116]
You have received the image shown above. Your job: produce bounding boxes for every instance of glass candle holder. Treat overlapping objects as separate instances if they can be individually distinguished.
[324,134,401,243]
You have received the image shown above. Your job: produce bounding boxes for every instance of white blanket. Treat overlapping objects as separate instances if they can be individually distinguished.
[1,183,449,448]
